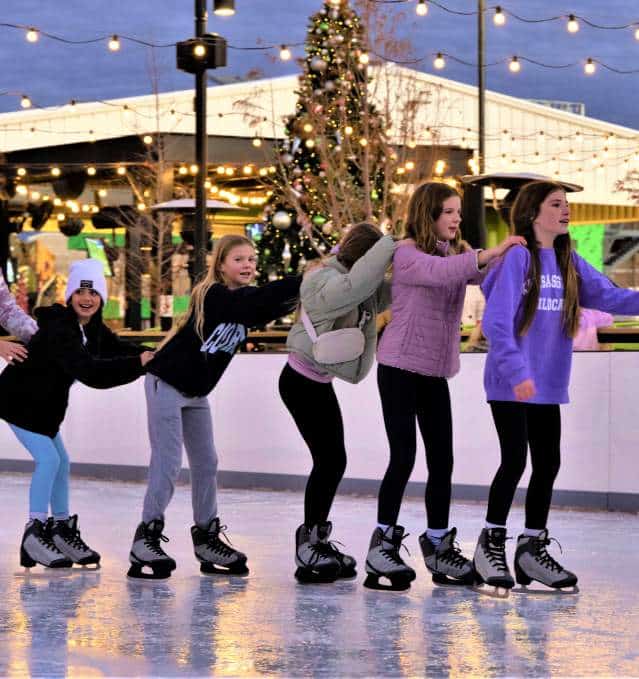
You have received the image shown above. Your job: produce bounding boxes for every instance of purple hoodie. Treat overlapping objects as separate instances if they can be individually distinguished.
[482,245,639,404]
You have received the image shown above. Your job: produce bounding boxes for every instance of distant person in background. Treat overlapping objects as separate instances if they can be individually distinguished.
[573,308,614,351]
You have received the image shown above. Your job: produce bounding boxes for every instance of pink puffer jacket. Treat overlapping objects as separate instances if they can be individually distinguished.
[376,242,483,377]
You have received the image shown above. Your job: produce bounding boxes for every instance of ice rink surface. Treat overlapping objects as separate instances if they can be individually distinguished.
[0,473,637,678]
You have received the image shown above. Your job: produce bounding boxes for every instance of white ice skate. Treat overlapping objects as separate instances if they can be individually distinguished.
[128,519,177,580]
[419,527,475,586]
[473,528,514,598]
[295,523,341,584]
[192,518,249,576]
[364,525,416,591]
[50,515,100,569]
[19,519,73,574]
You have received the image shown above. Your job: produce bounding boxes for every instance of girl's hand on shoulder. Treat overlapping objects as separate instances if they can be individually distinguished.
[496,235,526,257]
[0,340,28,364]
[513,378,536,401]
[140,351,155,367]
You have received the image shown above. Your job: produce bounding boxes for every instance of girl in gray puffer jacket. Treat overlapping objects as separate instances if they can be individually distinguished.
[279,223,395,584]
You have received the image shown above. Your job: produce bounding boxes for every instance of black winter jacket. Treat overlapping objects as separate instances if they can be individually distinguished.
[148,277,300,397]
[0,304,145,437]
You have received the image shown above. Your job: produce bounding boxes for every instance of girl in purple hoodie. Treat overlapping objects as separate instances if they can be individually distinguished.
[473,180,639,594]
[364,182,524,591]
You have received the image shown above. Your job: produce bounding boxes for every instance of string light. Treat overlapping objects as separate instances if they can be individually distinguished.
[20,95,32,109]
[584,58,596,75]
[252,137,262,147]
[178,166,188,175]
[567,15,579,33]
[17,168,26,177]
[143,135,153,145]
[493,6,506,26]
[344,126,353,136]
[433,52,445,70]
[509,56,521,73]
[358,52,370,65]
[117,166,127,175]
[16,185,28,196]
[98,188,108,197]
[26,28,39,43]
[243,164,253,175]
[108,35,121,51]
[359,138,368,147]
[303,123,313,133]
[189,164,199,174]
[279,45,292,61]
[434,159,446,175]
[51,167,61,177]
[416,0,428,17]
[86,166,96,176]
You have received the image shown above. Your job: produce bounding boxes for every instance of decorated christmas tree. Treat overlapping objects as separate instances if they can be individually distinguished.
[256,0,391,283]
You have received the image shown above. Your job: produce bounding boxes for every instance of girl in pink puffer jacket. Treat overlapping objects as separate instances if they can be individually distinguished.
[363,182,523,591]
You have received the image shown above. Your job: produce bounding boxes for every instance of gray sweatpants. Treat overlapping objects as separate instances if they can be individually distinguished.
[142,374,218,528]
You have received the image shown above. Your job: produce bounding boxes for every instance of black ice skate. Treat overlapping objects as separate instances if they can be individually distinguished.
[128,519,177,580]
[363,525,416,591]
[514,530,579,594]
[294,523,341,584]
[315,521,357,579]
[473,528,515,598]
[192,518,249,576]
[20,519,72,571]
[50,515,100,569]
[419,527,475,586]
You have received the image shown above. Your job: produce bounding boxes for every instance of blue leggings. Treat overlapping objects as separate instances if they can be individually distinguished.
[10,425,70,520]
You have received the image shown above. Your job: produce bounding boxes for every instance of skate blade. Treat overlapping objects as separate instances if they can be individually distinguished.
[14,567,73,579]
[363,573,412,592]
[294,566,339,585]
[127,564,172,580]
[432,573,475,587]
[471,583,511,599]
[72,562,101,571]
[200,563,249,577]
[512,584,579,596]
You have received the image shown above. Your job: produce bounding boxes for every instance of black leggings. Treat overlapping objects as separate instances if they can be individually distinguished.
[487,401,561,529]
[377,364,454,528]
[278,363,347,527]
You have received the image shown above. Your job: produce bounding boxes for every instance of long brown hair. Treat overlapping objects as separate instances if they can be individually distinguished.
[511,181,580,337]
[159,234,255,348]
[404,182,463,255]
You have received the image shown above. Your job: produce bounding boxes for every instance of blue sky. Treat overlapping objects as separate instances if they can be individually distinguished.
[1,0,638,129]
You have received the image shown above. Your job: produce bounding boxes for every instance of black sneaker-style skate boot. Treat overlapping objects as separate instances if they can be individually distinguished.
[50,515,100,568]
[314,521,357,579]
[514,530,578,592]
[128,519,177,579]
[294,523,341,584]
[20,519,72,570]
[473,528,515,597]
[364,525,416,591]
[419,527,475,586]
[192,518,249,576]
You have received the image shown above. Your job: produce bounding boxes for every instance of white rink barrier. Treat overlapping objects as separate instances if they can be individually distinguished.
[0,352,637,512]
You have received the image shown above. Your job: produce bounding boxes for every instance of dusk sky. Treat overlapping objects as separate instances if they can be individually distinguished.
[1,0,638,129]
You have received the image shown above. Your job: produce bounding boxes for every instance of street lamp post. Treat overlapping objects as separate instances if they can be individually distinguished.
[477,0,486,244]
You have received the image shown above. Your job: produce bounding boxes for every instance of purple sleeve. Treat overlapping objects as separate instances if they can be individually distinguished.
[481,247,530,388]
[392,244,479,288]
[0,272,37,342]
[575,254,639,315]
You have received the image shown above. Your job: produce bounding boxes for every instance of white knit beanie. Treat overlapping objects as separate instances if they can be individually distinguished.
[65,259,107,304]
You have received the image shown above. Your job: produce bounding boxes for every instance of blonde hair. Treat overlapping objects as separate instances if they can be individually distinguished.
[159,234,254,348]
[404,181,463,255]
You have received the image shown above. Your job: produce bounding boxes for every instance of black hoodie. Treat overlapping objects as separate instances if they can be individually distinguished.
[148,277,300,397]
[0,304,145,438]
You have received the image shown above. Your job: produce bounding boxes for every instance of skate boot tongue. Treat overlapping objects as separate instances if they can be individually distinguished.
[387,525,405,544]
[437,527,457,552]
[65,515,79,531]
[312,522,333,543]
[487,527,507,546]
[147,519,165,536]
[206,517,221,534]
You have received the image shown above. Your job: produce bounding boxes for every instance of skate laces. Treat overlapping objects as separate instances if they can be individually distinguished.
[206,524,237,558]
[380,532,411,565]
[60,522,90,552]
[533,535,564,573]
[40,521,64,554]
[437,538,469,569]
[145,528,170,556]
[486,534,511,572]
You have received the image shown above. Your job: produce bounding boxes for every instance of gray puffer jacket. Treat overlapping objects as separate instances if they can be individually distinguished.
[286,235,395,384]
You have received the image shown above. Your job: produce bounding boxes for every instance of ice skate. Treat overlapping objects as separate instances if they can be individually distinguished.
[128,519,177,580]
[50,515,100,569]
[315,521,357,579]
[294,523,341,584]
[19,519,72,572]
[192,518,249,576]
[419,527,475,586]
[513,530,579,594]
[364,525,416,591]
[473,528,514,598]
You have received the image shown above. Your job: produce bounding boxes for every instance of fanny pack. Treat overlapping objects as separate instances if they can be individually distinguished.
[300,306,370,365]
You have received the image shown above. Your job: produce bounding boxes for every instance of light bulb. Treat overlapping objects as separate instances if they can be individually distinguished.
[190,164,199,174]
[509,56,521,73]
[584,58,596,75]
[193,43,206,58]
[567,15,579,33]
[17,168,27,177]
[433,53,445,70]
[252,137,262,147]
[117,166,127,176]
[86,166,96,176]
[51,167,61,177]
[279,45,291,61]
[178,166,188,176]
[243,165,253,175]
[143,135,153,145]
[359,52,370,65]
[344,126,353,136]
[416,0,428,17]
[493,6,505,26]
[21,95,32,109]
[26,28,39,43]
[635,27,639,41]
[108,35,121,51]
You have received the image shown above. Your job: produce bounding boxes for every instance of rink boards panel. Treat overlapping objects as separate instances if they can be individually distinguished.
[0,352,636,512]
